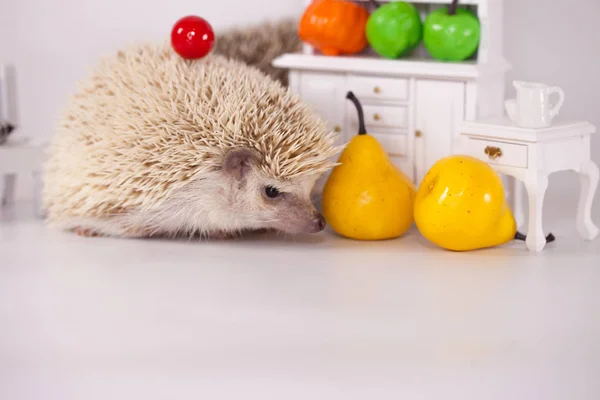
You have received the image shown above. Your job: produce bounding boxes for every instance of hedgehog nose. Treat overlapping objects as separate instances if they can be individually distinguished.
[312,214,326,232]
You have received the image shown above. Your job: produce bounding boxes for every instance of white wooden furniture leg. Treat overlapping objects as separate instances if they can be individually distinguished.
[32,171,45,218]
[1,173,17,205]
[576,160,599,240]
[524,171,549,252]
[511,177,525,228]
[0,137,48,217]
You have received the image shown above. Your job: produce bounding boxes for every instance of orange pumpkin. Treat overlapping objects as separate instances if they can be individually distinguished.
[298,0,370,56]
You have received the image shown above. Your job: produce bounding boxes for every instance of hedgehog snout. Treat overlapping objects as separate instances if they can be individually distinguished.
[289,207,326,234]
[308,213,326,233]
[268,194,326,234]
[278,209,325,234]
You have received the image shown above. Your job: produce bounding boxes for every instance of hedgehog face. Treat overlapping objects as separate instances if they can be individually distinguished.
[222,148,326,234]
[253,175,326,234]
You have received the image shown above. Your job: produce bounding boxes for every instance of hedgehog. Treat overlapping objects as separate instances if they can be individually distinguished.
[42,40,341,239]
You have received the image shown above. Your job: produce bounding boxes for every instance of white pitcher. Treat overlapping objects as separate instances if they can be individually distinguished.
[505,80,564,128]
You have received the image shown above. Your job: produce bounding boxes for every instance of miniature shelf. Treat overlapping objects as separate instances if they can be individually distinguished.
[279,0,507,186]
[297,0,498,66]
[273,53,511,80]
[353,0,484,4]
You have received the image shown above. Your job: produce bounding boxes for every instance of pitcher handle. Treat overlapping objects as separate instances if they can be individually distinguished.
[548,87,565,118]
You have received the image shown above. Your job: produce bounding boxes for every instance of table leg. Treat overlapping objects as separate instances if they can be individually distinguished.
[510,177,525,229]
[576,160,599,241]
[1,173,17,206]
[32,171,45,219]
[524,171,549,251]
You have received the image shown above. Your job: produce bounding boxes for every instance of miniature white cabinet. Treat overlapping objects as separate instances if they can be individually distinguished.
[294,71,347,135]
[273,0,510,187]
[281,59,508,185]
[414,80,465,183]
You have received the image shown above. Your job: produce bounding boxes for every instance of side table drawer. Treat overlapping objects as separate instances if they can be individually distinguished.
[465,138,528,168]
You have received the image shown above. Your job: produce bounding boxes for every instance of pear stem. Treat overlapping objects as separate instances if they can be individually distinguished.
[448,0,459,15]
[346,91,367,135]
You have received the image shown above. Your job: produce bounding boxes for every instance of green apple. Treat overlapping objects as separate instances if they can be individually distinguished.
[423,0,481,61]
[366,2,423,59]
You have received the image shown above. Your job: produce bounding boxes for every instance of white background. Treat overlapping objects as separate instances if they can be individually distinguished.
[1,0,599,204]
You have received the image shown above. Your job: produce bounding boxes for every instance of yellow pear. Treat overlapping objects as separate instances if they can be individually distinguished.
[322,91,416,240]
[414,155,517,251]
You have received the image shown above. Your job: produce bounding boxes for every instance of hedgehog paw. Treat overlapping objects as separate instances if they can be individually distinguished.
[252,228,277,235]
[205,230,237,240]
[73,227,101,237]
[122,226,155,238]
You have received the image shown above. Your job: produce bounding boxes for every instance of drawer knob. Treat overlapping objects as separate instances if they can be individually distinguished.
[415,130,422,138]
[373,86,381,94]
[373,113,381,121]
[333,125,341,133]
[484,146,503,160]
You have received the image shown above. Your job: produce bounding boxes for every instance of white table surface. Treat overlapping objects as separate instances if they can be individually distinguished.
[459,116,596,142]
[1,198,600,400]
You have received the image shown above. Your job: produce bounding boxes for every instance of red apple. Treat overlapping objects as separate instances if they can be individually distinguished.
[171,15,215,59]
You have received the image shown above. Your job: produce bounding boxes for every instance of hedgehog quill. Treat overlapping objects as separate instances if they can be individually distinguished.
[43,42,341,239]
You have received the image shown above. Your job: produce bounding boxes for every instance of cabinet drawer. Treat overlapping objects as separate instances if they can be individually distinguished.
[347,75,408,101]
[371,132,407,157]
[348,104,408,130]
[466,138,528,168]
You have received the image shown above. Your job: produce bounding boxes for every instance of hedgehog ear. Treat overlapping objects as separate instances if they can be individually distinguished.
[222,148,260,180]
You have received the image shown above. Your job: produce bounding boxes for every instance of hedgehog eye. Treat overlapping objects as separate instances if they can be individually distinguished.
[265,186,281,198]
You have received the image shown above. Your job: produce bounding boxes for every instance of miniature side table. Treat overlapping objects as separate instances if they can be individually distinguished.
[457,117,598,252]
[0,136,47,218]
